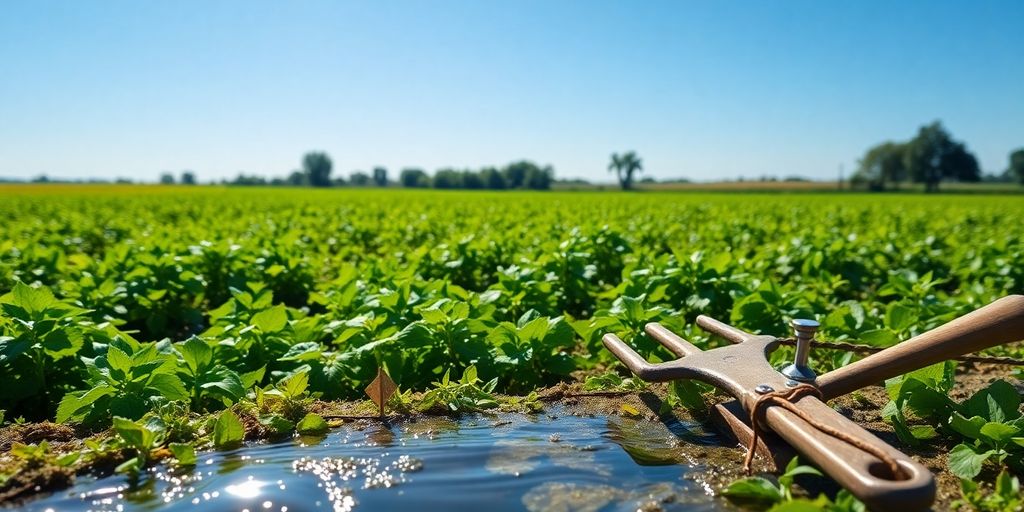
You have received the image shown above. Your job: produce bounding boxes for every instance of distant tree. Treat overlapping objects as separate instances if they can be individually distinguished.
[1007,148,1024,185]
[433,168,463,189]
[524,164,553,190]
[180,171,196,185]
[372,167,388,187]
[159,173,175,184]
[231,174,267,186]
[982,172,1012,183]
[608,151,643,190]
[302,151,333,187]
[400,168,430,188]
[286,170,307,186]
[557,178,595,186]
[855,141,908,190]
[943,143,981,182]
[501,161,552,189]
[904,122,979,192]
[480,167,506,189]
[503,161,532,189]
[350,171,371,186]
[462,170,485,190]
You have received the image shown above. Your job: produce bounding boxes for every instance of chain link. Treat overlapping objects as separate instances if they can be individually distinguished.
[777,338,1024,366]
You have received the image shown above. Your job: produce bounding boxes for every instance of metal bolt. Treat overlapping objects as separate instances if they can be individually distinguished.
[781,318,820,382]
[755,384,775,394]
[785,380,800,388]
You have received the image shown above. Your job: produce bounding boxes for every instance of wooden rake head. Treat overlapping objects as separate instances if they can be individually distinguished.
[602,295,1024,512]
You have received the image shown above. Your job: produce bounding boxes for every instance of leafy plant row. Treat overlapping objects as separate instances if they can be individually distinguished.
[1,189,1022,429]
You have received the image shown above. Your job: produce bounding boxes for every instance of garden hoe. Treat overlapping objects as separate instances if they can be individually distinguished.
[602,294,1024,512]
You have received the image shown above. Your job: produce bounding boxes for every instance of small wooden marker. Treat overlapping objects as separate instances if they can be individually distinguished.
[364,367,397,418]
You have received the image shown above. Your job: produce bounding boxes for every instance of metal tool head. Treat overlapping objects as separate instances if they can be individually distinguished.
[602,295,1024,512]
[602,315,935,512]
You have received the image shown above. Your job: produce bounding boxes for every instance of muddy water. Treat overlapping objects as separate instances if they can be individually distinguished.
[21,409,736,511]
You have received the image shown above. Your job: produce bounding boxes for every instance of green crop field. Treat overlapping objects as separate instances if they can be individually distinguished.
[2,186,1022,418]
[2,185,1023,506]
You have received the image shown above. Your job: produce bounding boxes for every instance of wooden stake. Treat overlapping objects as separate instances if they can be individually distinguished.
[364,367,397,418]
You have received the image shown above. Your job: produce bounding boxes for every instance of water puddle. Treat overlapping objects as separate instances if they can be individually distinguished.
[17,408,735,511]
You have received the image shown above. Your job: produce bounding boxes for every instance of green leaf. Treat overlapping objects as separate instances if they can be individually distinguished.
[115,455,143,474]
[113,417,148,451]
[768,500,833,512]
[517,316,550,341]
[10,281,56,314]
[905,361,952,391]
[279,342,322,362]
[200,366,245,402]
[296,413,329,435]
[258,414,295,435]
[669,379,709,411]
[251,305,288,332]
[0,335,33,363]
[884,302,918,332]
[908,425,938,440]
[783,464,823,479]
[903,385,953,420]
[280,371,309,399]
[980,422,1020,444]
[721,477,782,504]
[168,443,197,466]
[462,365,478,384]
[418,305,448,325]
[213,410,244,449]
[56,385,114,422]
[948,443,996,479]
[962,380,1021,423]
[240,367,265,389]
[110,395,148,420]
[148,373,188,401]
[948,413,986,439]
[10,442,45,460]
[106,345,133,376]
[176,337,213,372]
[859,329,898,347]
[56,452,81,467]
[41,329,83,359]
[995,469,1019,497]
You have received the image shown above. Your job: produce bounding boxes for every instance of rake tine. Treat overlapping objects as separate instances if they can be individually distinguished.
[645,322,701,357]
[601,333,689,382]
[695,315,750,344]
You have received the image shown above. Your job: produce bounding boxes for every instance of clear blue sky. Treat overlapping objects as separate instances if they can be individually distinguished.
[1,0,1021,183]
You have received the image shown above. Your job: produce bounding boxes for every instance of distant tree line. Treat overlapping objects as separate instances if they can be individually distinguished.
[219,152,555,190]
[11,124,1022,190]
[853,121,1024,192]
[398,161,554,190]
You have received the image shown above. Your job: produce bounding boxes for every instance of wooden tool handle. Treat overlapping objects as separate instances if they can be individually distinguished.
[818,295,1024,400]
[765,395,935,511]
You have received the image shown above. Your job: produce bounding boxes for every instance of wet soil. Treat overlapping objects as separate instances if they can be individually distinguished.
[0,364,1020,510]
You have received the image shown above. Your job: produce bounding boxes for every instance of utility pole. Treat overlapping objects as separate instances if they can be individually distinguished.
[838,163,844,191]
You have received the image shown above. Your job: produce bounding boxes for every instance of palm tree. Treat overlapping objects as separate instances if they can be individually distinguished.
[608,151,643,190]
